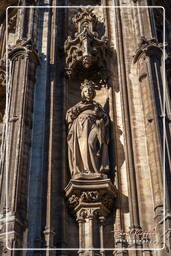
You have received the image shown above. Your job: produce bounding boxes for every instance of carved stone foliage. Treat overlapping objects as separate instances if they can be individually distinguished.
[68,191,100,209]
[68,190,114,213]
[133,37,163,63]
[77,207,102,220]
[65,179,116,216]
[64,8,110,85]
[80,191,99,202]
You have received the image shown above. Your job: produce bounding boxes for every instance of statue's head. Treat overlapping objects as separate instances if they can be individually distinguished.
[80,80,96,101]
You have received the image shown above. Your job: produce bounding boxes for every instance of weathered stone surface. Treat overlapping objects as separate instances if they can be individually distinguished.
[66,79,110,178]
[0,1,170,255]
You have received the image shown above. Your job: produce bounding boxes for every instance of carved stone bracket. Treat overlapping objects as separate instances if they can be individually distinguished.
[133,37,163,64]
[65,178,116,215]
[65,179,116,256]
[64,8,111,85]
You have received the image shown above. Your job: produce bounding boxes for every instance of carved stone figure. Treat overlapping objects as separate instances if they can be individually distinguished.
[66,80,109,178]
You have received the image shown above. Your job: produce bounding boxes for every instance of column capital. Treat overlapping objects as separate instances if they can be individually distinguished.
[8,38,39,63]
[133,37,164,64]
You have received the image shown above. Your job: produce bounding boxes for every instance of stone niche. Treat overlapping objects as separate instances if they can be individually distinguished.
[64,7,116,256]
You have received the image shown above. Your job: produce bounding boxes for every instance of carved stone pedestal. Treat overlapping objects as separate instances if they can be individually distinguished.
[65,178,116,256]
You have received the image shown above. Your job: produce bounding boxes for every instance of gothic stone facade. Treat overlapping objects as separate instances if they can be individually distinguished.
[0,0,171,256]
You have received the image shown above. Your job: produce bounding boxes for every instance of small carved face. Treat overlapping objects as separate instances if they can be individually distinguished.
[81,86,95,101]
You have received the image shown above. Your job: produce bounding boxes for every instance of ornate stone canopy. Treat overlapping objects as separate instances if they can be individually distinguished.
[64,8,111,85]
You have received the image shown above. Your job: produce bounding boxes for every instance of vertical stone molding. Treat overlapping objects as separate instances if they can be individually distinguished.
[0,58,6,123]
[0,38,39,250]
[113,6,142,252]
[133,37,164,250]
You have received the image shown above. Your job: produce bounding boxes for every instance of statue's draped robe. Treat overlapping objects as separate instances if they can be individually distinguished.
[66,101,109,177]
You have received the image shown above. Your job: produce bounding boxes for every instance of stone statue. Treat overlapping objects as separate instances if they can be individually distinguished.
[66,79,109,178]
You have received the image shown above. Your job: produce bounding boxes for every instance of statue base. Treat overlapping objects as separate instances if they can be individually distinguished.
[72,172,108,180]
[65,178,116,256]
[65,178,116,215]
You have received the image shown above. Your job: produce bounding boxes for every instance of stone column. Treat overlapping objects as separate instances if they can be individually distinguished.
[78,217,85,256]
[113,2,142,249]
[99,216,105,256]
[0,38,39,252]
[133,38,164,251]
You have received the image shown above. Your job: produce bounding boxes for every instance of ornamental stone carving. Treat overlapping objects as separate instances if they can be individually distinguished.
[65,179,116,216]
[66,80,109,180]
[64,8,110,84]
[65,178,116,256]
[133,37,163,63]
[8,38,39,63]
[80,191,99,202]
[68,190,114,213]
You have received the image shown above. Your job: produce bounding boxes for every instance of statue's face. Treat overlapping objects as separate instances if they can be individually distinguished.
[82,86,95,101]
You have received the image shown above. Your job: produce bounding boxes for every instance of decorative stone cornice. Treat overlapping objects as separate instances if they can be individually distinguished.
[133,37,163,64]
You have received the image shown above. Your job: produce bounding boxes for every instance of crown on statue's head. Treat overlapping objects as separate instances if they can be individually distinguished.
[80,79,95,91]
